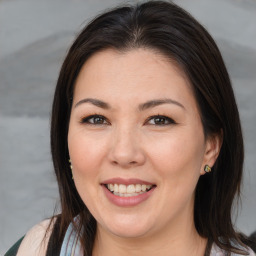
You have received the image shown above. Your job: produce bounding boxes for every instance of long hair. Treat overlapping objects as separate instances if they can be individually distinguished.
[50,1,247,255]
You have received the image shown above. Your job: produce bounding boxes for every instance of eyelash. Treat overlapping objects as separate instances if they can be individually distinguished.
[80,114,176,126]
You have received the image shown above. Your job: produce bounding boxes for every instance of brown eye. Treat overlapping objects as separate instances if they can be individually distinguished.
[81,115,108,125]
[147,115,175,126]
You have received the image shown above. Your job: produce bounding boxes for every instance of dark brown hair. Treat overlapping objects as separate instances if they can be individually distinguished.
[50,1,248,255]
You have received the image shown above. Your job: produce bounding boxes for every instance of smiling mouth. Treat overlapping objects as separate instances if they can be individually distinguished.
[104,183,156,197]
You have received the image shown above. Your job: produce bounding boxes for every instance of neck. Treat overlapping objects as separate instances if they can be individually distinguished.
[92,213,207,256]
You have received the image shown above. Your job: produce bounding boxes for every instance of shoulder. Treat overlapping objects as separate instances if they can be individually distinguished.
[16,218,54,256]
[247,248,256,256]
[211,243,255,256]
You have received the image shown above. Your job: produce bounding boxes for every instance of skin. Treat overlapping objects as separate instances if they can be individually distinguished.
[68,48,221,256]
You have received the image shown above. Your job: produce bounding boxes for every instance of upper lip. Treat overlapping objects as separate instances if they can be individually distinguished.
[101,177,155,186]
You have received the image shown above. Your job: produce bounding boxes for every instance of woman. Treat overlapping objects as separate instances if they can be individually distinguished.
[5,1,255,255]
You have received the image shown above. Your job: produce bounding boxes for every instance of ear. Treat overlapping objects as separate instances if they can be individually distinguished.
[200,130,223,175]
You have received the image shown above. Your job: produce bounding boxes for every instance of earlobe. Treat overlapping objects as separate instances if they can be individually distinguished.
[200,131,223,175]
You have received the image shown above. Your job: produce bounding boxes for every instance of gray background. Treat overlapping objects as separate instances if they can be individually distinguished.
[0,0,255,254]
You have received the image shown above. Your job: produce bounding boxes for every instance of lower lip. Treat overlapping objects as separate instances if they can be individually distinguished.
[102,185,156,207]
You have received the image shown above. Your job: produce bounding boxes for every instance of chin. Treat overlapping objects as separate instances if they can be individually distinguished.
[110,226,150,239]
[101,216,154,239]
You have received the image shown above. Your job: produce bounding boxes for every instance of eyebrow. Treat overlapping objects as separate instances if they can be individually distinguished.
[74,98,185,110]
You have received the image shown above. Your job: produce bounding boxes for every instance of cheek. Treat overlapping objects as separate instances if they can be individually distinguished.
[151,133,204,167]
[146,128,205,189]
[68,131,106,215]
[145,132,205,220]
[68,130,107,179]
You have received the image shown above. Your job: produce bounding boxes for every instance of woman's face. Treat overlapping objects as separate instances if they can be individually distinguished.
[68,48,218,239]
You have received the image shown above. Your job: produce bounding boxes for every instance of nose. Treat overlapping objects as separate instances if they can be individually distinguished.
[108,126,146,168]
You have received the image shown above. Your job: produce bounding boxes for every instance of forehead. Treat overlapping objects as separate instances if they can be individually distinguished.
[73,48,196,111]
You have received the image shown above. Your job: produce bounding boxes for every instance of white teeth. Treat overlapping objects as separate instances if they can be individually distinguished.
[135,184,141,192]
[127,184,135,193]
[106,183,154,196]
[119,184,126,193]
[114,184,119,193]
[113,191,144,197]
